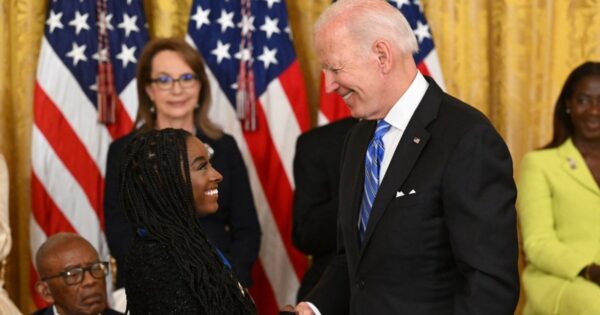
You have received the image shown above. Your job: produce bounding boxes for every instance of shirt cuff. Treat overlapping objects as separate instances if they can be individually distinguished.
[306,302,322,315]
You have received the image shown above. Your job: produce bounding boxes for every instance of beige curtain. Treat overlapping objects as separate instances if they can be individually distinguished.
[1,0,598,313]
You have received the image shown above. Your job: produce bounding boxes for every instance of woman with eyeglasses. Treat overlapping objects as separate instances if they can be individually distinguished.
[518,61,600,314]
[103,38,261,294]
[121,128,256,314]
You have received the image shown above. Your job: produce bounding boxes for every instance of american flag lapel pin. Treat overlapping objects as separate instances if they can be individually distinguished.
[413,137,420,144]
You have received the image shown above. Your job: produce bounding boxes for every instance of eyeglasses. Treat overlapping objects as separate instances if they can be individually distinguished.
[150,73,198,90]
[40,262,109,285]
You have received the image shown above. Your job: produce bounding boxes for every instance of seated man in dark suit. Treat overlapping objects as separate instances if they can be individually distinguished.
[33,233,122,315]
[292,117,357,301]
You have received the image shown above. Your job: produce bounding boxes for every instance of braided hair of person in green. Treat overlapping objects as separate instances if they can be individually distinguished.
[120,128,256,314]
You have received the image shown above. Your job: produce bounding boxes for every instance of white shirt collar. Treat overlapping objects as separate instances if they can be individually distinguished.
[383,71,429,130]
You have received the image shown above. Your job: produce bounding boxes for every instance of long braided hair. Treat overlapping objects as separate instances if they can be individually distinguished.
[120,128,255,314]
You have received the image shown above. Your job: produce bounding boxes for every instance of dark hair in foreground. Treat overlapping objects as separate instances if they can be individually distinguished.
[545,61,600,148]
[120,128,254,314]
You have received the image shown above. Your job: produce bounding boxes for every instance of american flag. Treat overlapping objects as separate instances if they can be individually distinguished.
[30,0,148,306]
[318,0,445,125]
[186,0,310,313]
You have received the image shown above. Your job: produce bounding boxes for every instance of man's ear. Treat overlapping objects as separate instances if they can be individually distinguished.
[35,281,55,304]
[372,40,393,74]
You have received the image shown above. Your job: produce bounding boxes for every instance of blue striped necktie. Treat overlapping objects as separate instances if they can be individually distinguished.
[358,120,391,244]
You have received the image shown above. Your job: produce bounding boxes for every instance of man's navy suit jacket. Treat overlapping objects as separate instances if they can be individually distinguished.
[306,78,520,314]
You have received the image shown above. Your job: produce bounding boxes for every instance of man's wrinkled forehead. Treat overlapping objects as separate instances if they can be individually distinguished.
[315,23,349,56]
[44,239,99,272]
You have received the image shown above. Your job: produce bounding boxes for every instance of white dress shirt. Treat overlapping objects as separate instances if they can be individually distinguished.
[379,71,429,181]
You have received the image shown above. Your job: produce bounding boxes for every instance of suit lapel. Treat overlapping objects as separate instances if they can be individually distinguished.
[558,139,600,195]
[358,78,442,261]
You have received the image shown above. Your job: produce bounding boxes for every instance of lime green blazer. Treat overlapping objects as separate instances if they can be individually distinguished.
[518,138,600,314]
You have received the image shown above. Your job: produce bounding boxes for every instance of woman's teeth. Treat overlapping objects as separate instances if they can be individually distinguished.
[205,189,218,196]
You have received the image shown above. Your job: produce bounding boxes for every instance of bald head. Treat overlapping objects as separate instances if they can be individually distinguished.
[35,233,108,315]
[36,233,96,275]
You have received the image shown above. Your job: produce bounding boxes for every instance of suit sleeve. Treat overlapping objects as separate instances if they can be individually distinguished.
[442,124,519,314]
[304,220,350,315]
[517,153,589,278]
[104,140,133,288]
[303,130,353,315]
[225,137,261,287]
[292,135,338,256]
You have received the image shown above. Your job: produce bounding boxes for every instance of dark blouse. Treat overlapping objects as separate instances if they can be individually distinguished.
[104,129,261,288]
[125,234,256,315]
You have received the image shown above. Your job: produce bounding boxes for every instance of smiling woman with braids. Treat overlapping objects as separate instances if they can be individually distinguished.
[104,38,260,296]
[121,128,256,314]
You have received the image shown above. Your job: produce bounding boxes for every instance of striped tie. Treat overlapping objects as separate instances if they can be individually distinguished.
[358,120,391,244]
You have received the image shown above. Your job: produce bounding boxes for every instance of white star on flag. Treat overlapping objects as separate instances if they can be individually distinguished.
[238,15,255,36]
[97,12,114,32]
[234,48,252,62]
[211,40,231,64]
[285,25,292,39]
[257,46,278,69]
[118,13,140,37]
[391,0,410,9]
[66,42,87,66]
[260,16,280,39]
[414,0,423,11]
[89,78,97,91]
[68,10,90,35]
[413,20,431,43]
[116,44,137,67]
[190,6,210,30]
[216,9,235,33]
[264,0,281,9]
[46,10,63,34]
[92,48,108,62]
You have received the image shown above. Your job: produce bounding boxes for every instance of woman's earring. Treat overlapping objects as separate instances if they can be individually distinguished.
[195,103,200,109]
[149,100,156,114]
[565,107,571,114]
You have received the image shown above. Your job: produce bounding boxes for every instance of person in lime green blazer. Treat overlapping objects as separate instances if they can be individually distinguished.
[518,61,600,315]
